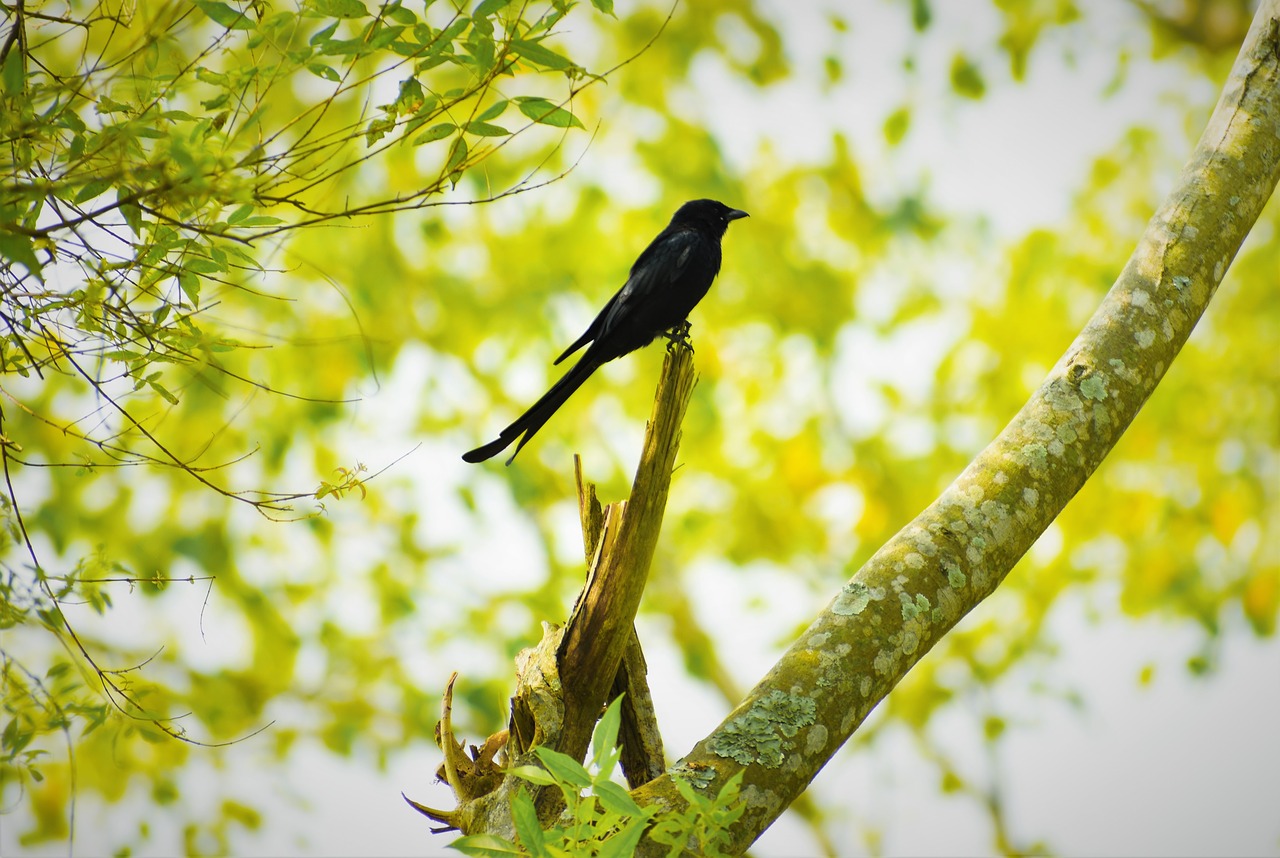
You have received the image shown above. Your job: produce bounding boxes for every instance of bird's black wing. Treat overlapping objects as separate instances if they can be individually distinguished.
[552,293,614,365]
[553,227,701,365]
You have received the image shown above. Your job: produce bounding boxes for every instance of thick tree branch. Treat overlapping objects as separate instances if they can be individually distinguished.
[631,3,1280,854]
[557,345,696,764]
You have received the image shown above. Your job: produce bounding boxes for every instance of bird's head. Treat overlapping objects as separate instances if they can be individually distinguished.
[671,199,749,236]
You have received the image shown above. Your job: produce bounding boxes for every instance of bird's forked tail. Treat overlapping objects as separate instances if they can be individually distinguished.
[461,353,602,465]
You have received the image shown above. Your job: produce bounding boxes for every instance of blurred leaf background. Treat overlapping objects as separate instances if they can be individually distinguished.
[2,0,1277,855]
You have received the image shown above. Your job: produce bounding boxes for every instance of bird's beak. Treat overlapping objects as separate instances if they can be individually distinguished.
[727,209,749,221]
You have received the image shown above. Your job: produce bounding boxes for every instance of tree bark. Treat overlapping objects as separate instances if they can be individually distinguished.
[573,459,667,788]
[631,3,1280,854]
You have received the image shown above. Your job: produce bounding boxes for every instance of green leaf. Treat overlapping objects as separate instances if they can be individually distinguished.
[516,97,582,129]
[386,5,416,24]
[912,0,931,30]
[591,697,623,771]
[950,54,985,99]
[473,0,513,16]
[413,123,455,145]
[883,107,910,146]
[532,747,591,789]
[599,816,646,858]
[465,121,509,137]
[95,95,132,114]
[448,833,522,856]
[178,270,201,307]
[464,29,495,71]
[366,22,406,50]
[445,137,468,183]
[717,771,744,802]
[119,189,143,235]
[432,17,470,52]
[477,99,509,122]
[589,0,615,15]
[227,204,254,225]
[311,0,369,18]
[237,215,284,226]
[671,774,703,807]
[593,779,643,818]
[510,789,545,855]
[308,63,341,81]
[201,92,230,111]
[192,1,256,30]
[0,234,43,280]
[18,198,43,230]
[469,10,493,38]
[2,48,23,95]
[57,106,87,132]
[310,21,339,44]
[508,764,555,786]
[148,379,179,405]
[510,39,573,71]
[2,720,27,754]
[366,115,396,145]
[185,257,225,275]
[221,799,261,830]
[395,77,425,113]
[74,179,112,204]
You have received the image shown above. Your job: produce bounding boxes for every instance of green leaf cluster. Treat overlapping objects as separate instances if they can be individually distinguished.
[0,0,606,849]
[451,699,743,857]
[0,0,597,399]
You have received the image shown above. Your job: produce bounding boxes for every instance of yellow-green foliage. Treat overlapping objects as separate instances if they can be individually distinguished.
[1,1,1275,854]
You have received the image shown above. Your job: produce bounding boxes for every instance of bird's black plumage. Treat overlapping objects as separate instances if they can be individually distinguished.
[463,199,748,465]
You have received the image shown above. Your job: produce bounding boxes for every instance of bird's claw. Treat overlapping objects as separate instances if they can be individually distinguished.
[662,319,694,354]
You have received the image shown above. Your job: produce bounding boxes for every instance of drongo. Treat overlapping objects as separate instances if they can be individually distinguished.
[463,198,748,464]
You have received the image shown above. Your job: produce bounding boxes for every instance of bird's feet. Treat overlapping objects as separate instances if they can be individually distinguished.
[662,319,694,354]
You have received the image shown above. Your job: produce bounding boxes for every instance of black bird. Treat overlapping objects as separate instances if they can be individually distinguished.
[463,199,748,465]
